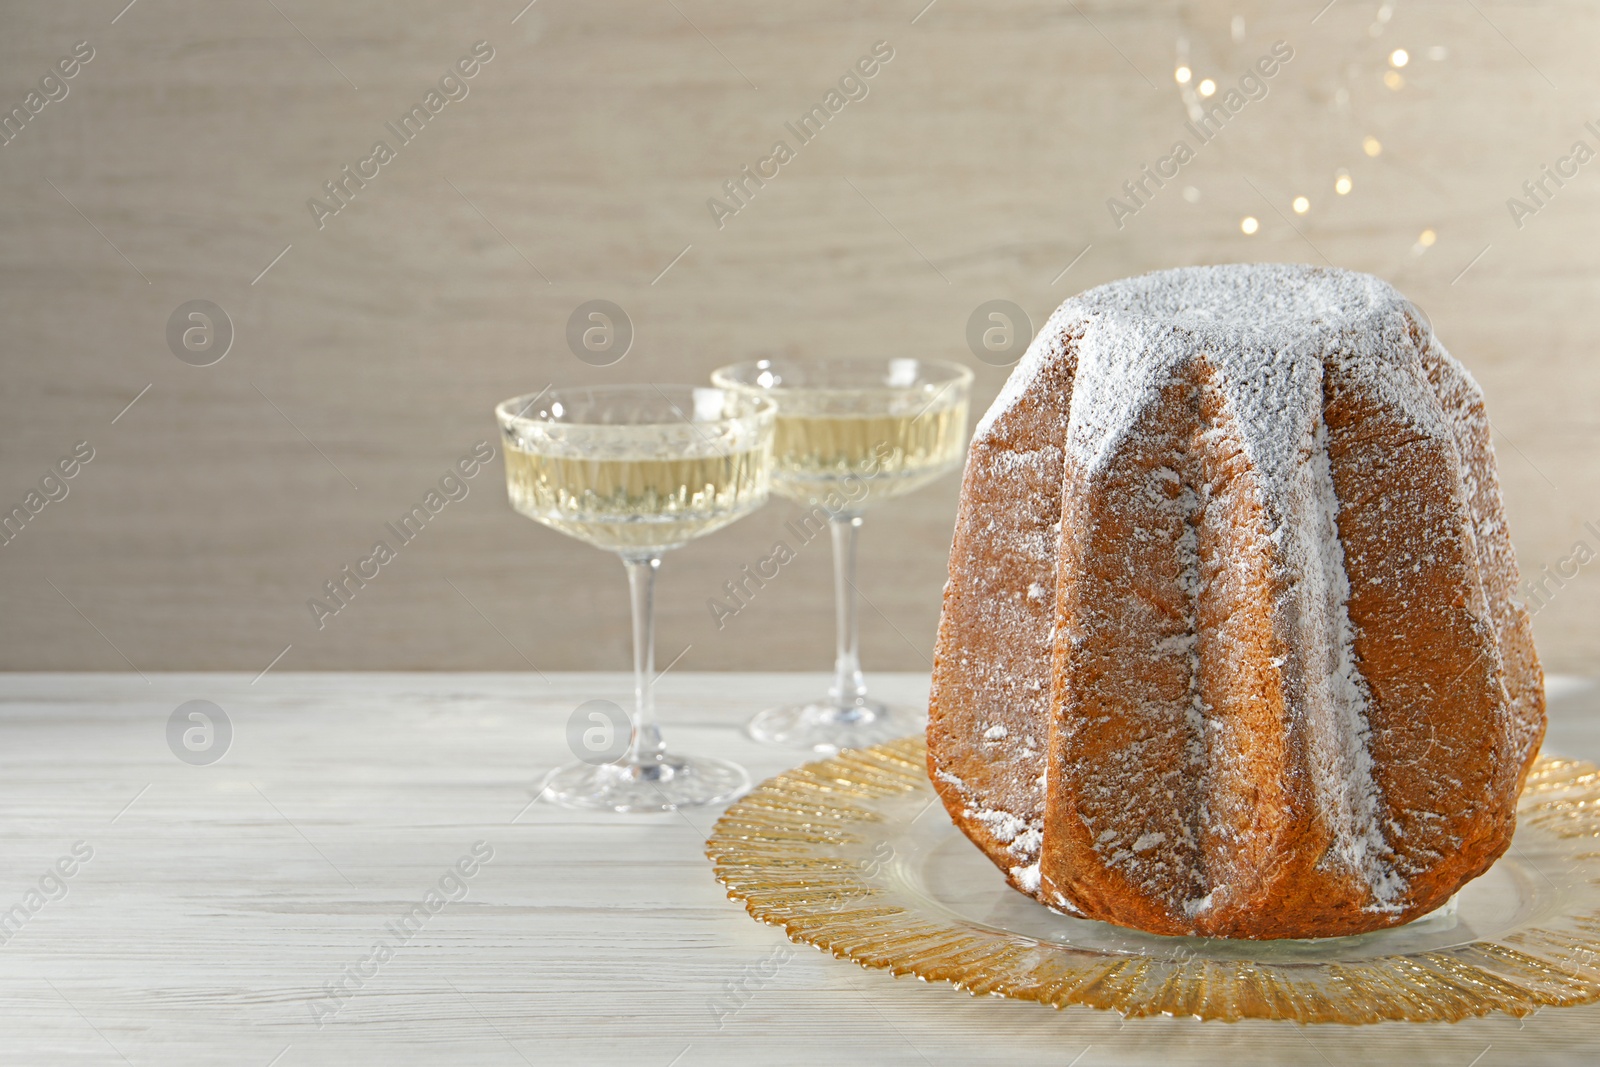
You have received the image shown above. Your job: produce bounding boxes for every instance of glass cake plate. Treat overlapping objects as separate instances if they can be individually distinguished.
[706,737,1600,1024]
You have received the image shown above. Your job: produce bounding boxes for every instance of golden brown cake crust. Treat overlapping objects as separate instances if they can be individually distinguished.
[928,264,1545,940]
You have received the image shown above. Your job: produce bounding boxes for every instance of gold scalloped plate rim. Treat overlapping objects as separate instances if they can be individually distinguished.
[706,737,1600,1024]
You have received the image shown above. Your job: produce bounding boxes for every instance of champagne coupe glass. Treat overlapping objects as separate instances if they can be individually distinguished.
[711,358,973,751]
[495,385,775,811]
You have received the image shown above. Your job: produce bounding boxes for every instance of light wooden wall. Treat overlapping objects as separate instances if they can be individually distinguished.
[1,0,1595,674]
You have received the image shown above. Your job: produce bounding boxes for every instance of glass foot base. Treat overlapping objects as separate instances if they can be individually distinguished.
[746,700,925,752]
[540,754,750,813]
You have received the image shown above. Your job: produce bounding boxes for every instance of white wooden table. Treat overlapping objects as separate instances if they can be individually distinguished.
[2,672,1597,1065]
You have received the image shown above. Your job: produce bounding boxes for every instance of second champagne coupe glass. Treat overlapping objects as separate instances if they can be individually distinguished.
[495,385,775,811]
[711,358,973,751]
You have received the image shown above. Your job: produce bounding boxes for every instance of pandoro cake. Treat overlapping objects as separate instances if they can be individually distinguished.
[928,264,1544,939]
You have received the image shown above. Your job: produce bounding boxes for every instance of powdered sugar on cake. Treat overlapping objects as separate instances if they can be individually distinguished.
[1043,265,1409,909]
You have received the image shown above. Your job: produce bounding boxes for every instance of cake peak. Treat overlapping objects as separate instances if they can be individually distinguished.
[1076,263,1399,333]
[980,264,1423,445]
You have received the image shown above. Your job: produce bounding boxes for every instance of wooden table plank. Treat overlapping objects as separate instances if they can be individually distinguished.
[0,672,1596,1064]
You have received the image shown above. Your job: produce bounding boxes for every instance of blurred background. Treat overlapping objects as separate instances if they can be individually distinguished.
[1,0,1594,674]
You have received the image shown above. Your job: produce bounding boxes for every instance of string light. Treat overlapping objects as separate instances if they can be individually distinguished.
[1369,2,1393,37]
[1166,22,1423,240]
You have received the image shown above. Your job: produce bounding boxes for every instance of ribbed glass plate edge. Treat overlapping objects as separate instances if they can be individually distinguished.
[706,738,1600,1024]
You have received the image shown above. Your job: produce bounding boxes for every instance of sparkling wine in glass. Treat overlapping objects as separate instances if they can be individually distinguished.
[711,358,973,751]
[496,385,775,811]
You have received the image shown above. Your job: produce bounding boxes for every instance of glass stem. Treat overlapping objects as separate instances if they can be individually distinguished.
[621,553,666,766]
[827,513,870,709]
